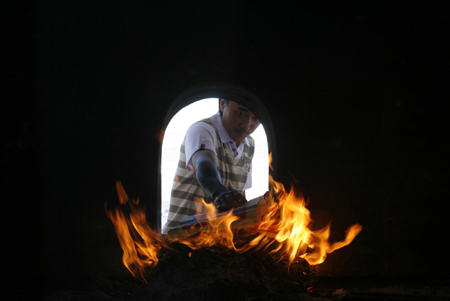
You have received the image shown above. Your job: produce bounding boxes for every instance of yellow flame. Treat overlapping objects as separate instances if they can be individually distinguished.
[177,201,240,250]
[105,181,170,282]
[106,156,362,281]
[233,175,362,267]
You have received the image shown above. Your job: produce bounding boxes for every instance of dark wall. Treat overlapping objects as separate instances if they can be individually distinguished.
[3,1,449,291]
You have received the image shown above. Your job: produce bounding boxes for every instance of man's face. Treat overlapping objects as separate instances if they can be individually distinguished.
[220,99,261,145]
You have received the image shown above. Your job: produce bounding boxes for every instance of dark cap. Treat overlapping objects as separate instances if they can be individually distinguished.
[216,84,263,120]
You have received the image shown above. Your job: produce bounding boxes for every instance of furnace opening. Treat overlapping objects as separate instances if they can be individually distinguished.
[160,98,269,229]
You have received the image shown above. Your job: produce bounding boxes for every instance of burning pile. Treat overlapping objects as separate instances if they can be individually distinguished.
[105,173,362,286]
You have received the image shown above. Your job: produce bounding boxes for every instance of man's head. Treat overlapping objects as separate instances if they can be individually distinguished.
[219,98,260,145]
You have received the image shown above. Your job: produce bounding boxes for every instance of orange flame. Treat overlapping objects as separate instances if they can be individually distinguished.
[170,175,362,267]
[252,175,362,266]
[106,159,362,281]
[105,182,170,282]
[155,129,165,144]
[177,201,240,250]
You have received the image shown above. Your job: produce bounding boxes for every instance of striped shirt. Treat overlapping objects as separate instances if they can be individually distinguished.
[162,116,255,234]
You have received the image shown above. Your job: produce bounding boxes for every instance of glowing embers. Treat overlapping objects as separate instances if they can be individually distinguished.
[106,171,362,282]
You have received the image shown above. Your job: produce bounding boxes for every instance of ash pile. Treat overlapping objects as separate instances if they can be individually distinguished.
[128,242,318,301]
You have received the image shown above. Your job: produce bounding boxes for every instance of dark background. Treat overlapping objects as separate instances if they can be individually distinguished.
[2,0,449,295]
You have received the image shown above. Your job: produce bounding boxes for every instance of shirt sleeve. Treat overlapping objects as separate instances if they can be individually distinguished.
[184,121,217,170]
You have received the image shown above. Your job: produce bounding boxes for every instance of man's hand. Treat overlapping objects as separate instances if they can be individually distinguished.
[213,189,247,212]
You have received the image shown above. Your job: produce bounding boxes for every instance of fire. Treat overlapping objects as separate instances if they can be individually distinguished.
[106,164,362,281]
[105,182,170,282]
[242,175,363,266]
[177,201,240,250]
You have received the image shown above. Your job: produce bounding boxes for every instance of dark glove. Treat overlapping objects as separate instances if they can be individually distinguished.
[212,188,247,212]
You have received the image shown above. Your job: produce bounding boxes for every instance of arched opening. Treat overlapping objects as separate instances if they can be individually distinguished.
[160,98,269,228]
[157,83,277,230]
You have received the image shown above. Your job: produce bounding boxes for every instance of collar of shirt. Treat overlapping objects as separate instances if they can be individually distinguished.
[210,112,250,147]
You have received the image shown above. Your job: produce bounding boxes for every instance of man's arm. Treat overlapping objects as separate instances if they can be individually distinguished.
[192,150,246,211]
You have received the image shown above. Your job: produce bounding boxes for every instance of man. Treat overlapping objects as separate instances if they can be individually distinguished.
[162,98,261,234]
